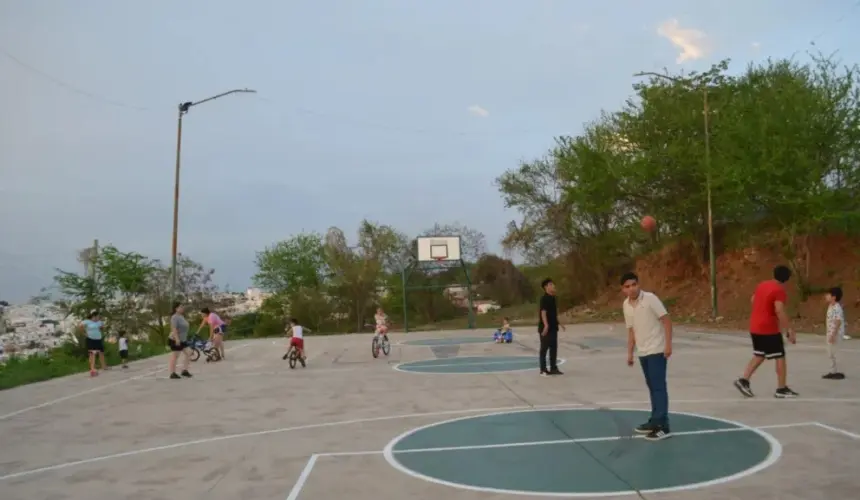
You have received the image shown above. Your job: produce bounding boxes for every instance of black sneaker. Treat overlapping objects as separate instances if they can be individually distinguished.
[644,427,671,441]
[548,368,563,375]
[774,387,799,398]
[299,357,306,368]
[169,372,181,380]
[181,370,192,378]
[823,372,836,379]
[733,378,754,398]
[634,423,654,434]
[540,370,549,377]
[282,353,289,360]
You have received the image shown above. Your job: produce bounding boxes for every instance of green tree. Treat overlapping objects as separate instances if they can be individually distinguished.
[324,221,409,331]
[146,254,218,341]
[498,54,860,309]
[53,245,158,350]
[472,254,534,307]
[253,233,326,293]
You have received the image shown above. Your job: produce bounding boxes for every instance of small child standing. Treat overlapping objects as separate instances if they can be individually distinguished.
[118,331,129,369]
[823,287,846,380]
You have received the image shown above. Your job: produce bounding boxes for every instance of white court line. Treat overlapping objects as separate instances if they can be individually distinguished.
[389,422,812,455]
[0,402,582,481]
[3,397,860,482]
[813,422,860,440]
[315,422,813,457]
[381,408,787,498]
[0,367,163,421]
[285,454,318,500]
[284,423,808,499]
[0,343,251,422]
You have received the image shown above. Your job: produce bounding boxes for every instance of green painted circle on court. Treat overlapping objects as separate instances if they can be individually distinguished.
[401,337,494,346]
[383,409,780,496]
[395,355,557,374]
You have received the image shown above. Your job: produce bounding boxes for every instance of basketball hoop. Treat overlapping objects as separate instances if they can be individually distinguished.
[433,257,445,263]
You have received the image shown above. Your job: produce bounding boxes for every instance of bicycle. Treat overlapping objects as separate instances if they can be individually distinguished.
[187,334,220,362]
[371,332,391,358]
[282,344,306,369]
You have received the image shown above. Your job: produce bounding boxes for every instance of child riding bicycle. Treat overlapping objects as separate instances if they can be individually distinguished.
[374,307,390,340]
[283,318,307,366]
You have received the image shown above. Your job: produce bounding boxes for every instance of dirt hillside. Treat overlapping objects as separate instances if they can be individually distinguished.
[566,235,860,335]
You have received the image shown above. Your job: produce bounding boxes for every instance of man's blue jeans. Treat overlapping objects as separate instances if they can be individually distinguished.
[639,353,669,429]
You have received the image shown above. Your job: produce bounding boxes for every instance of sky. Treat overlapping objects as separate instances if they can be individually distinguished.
[1,0,859,303]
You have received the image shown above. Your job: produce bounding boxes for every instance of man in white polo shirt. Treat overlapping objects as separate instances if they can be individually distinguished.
[621,271,673,441]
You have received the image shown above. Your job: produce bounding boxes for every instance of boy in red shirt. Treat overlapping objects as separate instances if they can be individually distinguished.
[734,265,799,399]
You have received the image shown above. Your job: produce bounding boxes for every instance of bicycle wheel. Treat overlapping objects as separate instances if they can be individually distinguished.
[190,348,200,362]
[289,349,298,369]
[381,337,391,356]
[371,337,380,358]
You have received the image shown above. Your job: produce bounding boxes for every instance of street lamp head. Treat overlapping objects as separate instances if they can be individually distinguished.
[179,102,193,113]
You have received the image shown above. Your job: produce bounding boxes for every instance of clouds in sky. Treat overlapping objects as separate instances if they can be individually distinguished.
[467,105,489,117]
[657,18,710,64]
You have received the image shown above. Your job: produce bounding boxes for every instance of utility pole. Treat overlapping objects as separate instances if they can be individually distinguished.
[169,89,257,307]
[633,71,718,318]
[702,89,717,318]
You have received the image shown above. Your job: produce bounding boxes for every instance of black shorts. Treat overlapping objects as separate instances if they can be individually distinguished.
[750,333,785,359]
[85,338,104,352]
[168,339,187,352]
[119,349,128,359]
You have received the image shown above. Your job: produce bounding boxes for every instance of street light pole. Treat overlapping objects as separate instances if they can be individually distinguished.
[633,72,718,318]
[169,89,257,307]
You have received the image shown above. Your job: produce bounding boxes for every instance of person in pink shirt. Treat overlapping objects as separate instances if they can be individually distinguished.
[198,307,227,360]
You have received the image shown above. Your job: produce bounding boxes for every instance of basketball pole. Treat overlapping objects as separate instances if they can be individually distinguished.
[633,71,718,319]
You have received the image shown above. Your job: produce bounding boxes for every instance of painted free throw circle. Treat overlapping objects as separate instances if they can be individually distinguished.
[395,356,564,374]
[400,337,494,346]
[383,408,780,496]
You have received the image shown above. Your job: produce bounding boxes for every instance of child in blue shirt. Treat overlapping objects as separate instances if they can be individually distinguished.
[494,318,513,344]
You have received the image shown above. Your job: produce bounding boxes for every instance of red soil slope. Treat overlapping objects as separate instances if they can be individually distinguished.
[574,235,860,335]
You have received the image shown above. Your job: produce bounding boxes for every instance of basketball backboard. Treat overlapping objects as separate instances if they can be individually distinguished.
[416,236,461,262]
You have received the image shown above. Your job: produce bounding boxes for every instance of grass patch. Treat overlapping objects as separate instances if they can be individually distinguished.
[0,339,167,391]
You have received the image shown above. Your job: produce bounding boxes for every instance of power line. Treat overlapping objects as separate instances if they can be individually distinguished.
[254,96,545,139]
[0,48,542,138]
[788,0,860,58]
[0,46,150,111]
[0,45,554,139]
[808,0,860,46]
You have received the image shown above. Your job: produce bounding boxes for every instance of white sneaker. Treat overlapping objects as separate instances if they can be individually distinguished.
[843,335,852,340]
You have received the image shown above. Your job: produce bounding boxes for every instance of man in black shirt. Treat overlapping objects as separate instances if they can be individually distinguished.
[538,278,565,376]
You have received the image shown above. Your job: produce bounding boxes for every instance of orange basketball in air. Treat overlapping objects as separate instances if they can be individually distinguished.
[641,215,657,232]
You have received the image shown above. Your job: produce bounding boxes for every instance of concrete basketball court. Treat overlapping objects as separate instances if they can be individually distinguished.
[1,324,858,499]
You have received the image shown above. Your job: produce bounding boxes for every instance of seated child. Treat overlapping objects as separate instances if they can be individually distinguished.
[494,318,513,343]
